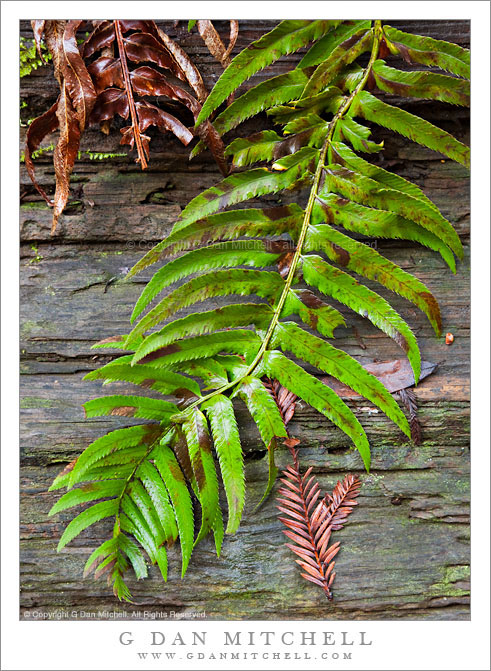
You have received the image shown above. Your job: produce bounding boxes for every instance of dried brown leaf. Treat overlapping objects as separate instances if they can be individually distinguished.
[26,18,232,231]
[52,83,81,234]
[154,25,207,102]
[398,387,422,445]
[83,20,115,58]
[25,100,59,204]
[31,20,46,61]
[321,358,437,396]
[136,101,194,146]
[62,20,97,130]
[123,32,182,75]
[113,20,148,169]
[197,20,230,68]
[130,66,200,116]
[87,56,124,94]
[196,120,229,176]
[43,20,66,84]
[91,88,129,123]
[224,20,239,61]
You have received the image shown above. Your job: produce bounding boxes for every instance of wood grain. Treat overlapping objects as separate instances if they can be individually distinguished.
[19,19,469,620]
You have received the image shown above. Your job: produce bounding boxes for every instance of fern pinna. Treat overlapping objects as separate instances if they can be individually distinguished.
[49,20,469,600]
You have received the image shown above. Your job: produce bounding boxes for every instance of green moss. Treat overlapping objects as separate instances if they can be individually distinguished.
[20,147,127,164]
[20,143,55,163]
[20,397,57,409]
[28,244,43,264]
[20,319,54,338]
[452,478,470,493]
[21,201,50,210]
[20,36,50,77]
[97,250,124,258]
[429,565,470,597]
[79,150,127,161]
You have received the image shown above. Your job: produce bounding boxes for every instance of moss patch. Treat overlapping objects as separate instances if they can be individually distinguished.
[430,565,470,597]
[20,397,57,409]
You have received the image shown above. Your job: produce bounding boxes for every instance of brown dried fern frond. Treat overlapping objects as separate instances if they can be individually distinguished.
[277,447,360,599]
[397,387,422,445]
[262,377,297,427]
[26,19,230,234]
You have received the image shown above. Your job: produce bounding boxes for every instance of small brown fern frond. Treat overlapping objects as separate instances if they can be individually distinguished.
[397,387,422,445]
[262,377,297,427]
[322,474,362,531]
[277,446,360,599]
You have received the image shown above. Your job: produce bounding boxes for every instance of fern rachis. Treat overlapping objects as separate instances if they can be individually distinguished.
[48,19,469,600]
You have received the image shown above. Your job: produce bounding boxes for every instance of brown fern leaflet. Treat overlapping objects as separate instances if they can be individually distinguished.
[263,377,297,427]
[397,387,422,445]
[277,446,361,599]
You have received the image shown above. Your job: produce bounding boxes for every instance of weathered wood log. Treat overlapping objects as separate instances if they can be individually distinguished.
[20,240,470,619]
[20,141,469,242]
[20,19,470,620]
[20,441,469,620]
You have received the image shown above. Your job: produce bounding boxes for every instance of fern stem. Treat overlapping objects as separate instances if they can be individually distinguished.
[237,21,383,367]
[174,22,383,417]
[114,20,148,170]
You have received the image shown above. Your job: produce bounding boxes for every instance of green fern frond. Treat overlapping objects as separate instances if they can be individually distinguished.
[127,269,284,344]
[134,330,262,368]
[302,253,422,382]
[173,149,317,233]
[83,359,202,396]
[323,164,464,258]
[190,70,311,159]
[234,376,288,447]
[372,60,470,106]
[131,240,290,322]
[57,499,120,551]
[300,27,374,98]
[350,91,470,167]
[298,20,371,68]
[281,289,346,338]
[50,19,469,599]
[273,321,410,436]
[152,437,195,576]
[304,220,443,334]
[203,394,245,533]
[131,303,273,364]
[263,350,371,470]
[181,409,221,544]
[196,20,339,125]
[330,141,439,209]
[83,396,179,421]
[313,192,456,272]
[175,358,230,390]
[382,25,470,78]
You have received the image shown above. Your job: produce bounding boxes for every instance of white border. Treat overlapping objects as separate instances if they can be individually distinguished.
[2,2,490,670]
